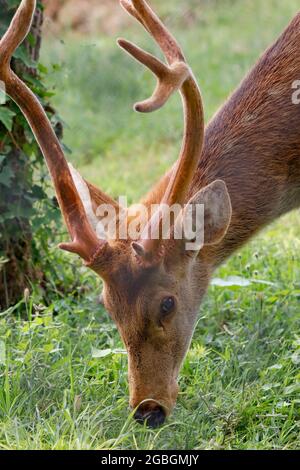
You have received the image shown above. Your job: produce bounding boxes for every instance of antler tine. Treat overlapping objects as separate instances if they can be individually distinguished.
[118,0,188,113]
[120,0,149,32]
[0,0,106,264]
[120,0,185,64]
[118,38,189,112]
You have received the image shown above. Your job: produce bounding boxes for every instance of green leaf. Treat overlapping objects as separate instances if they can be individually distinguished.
[13,44,36,68]
[284,383,300,395]
[290,353,300,365]
[0,164,14,187]
[0,107,16,131]
[38,63,48,74]
[92,348,112,358]
[7,0,20,8]
[26,32,36,48]
[23,72,45,89]
[267,364,283,371]
[91,347,127,358]
[262,383,281,391]
[0,86,6,105]
[0,341,6,366]
[211,276,252,287]
[31,185,46,200]
[211,276,276,288]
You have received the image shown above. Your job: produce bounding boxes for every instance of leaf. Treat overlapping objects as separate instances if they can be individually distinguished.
[211,276,276,288]
[38,63,48,74]
[26,32,36,48]
[31,184,47,200]
[0,341,6,365]
[211,276,251,287]
[0,86,6,105]
[252,279,276,287]
[284,383,300,395]
[92,348,112,358]
[7,0,20,8]
[0,164,14,187]
[23,72,45,89]
[13,45,36,68]
[91,347,127,358]
[262,383,281,391]
[290,353,300,365]
[267,364,283,370]
[0,107,16,131]
[113,348,127,355]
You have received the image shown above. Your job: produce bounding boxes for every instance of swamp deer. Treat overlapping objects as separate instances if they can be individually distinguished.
[1,0,300,428]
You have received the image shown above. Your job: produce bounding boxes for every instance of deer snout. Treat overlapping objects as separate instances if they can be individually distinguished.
[134,401,166,428]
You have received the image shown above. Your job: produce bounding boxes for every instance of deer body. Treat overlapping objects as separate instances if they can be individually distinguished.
[1,1,300,428]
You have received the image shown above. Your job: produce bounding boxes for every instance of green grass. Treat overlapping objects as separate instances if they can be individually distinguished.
[0,0,300,449]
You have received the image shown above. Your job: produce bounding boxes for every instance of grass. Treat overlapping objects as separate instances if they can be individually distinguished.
[0,0,300,449]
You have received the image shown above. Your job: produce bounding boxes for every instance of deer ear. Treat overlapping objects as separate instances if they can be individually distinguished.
[182,180,232,247]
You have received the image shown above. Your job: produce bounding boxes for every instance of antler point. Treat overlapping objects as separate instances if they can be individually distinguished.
[117,37,125,47]
[134,103,142,112]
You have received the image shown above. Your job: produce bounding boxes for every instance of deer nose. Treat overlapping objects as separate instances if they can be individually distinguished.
[134,403,166,428]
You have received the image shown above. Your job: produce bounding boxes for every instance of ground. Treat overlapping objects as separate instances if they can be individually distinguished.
[0,0,299,450]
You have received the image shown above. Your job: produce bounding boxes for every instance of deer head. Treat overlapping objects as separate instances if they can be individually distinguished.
[0,0,232,427]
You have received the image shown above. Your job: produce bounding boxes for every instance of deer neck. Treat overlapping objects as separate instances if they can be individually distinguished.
[143,13,300,270]
[197,14,300,269]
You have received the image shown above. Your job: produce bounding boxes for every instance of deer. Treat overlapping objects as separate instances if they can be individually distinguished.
[1,0,300,429]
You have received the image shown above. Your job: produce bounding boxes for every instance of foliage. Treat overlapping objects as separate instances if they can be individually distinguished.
[0,0,61,307]
[0,212,299,450]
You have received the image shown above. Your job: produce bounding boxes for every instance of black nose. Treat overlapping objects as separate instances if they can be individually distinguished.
[134,404,166,428]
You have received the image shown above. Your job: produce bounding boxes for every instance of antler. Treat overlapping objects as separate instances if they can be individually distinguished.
[118,0,205,264]
[0,0,107,265]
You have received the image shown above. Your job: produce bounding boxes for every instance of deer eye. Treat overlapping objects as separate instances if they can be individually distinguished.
[160,296,175,316]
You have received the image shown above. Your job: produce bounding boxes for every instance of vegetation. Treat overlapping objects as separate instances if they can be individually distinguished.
[0,0,61,308]
[0,0,299,449]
